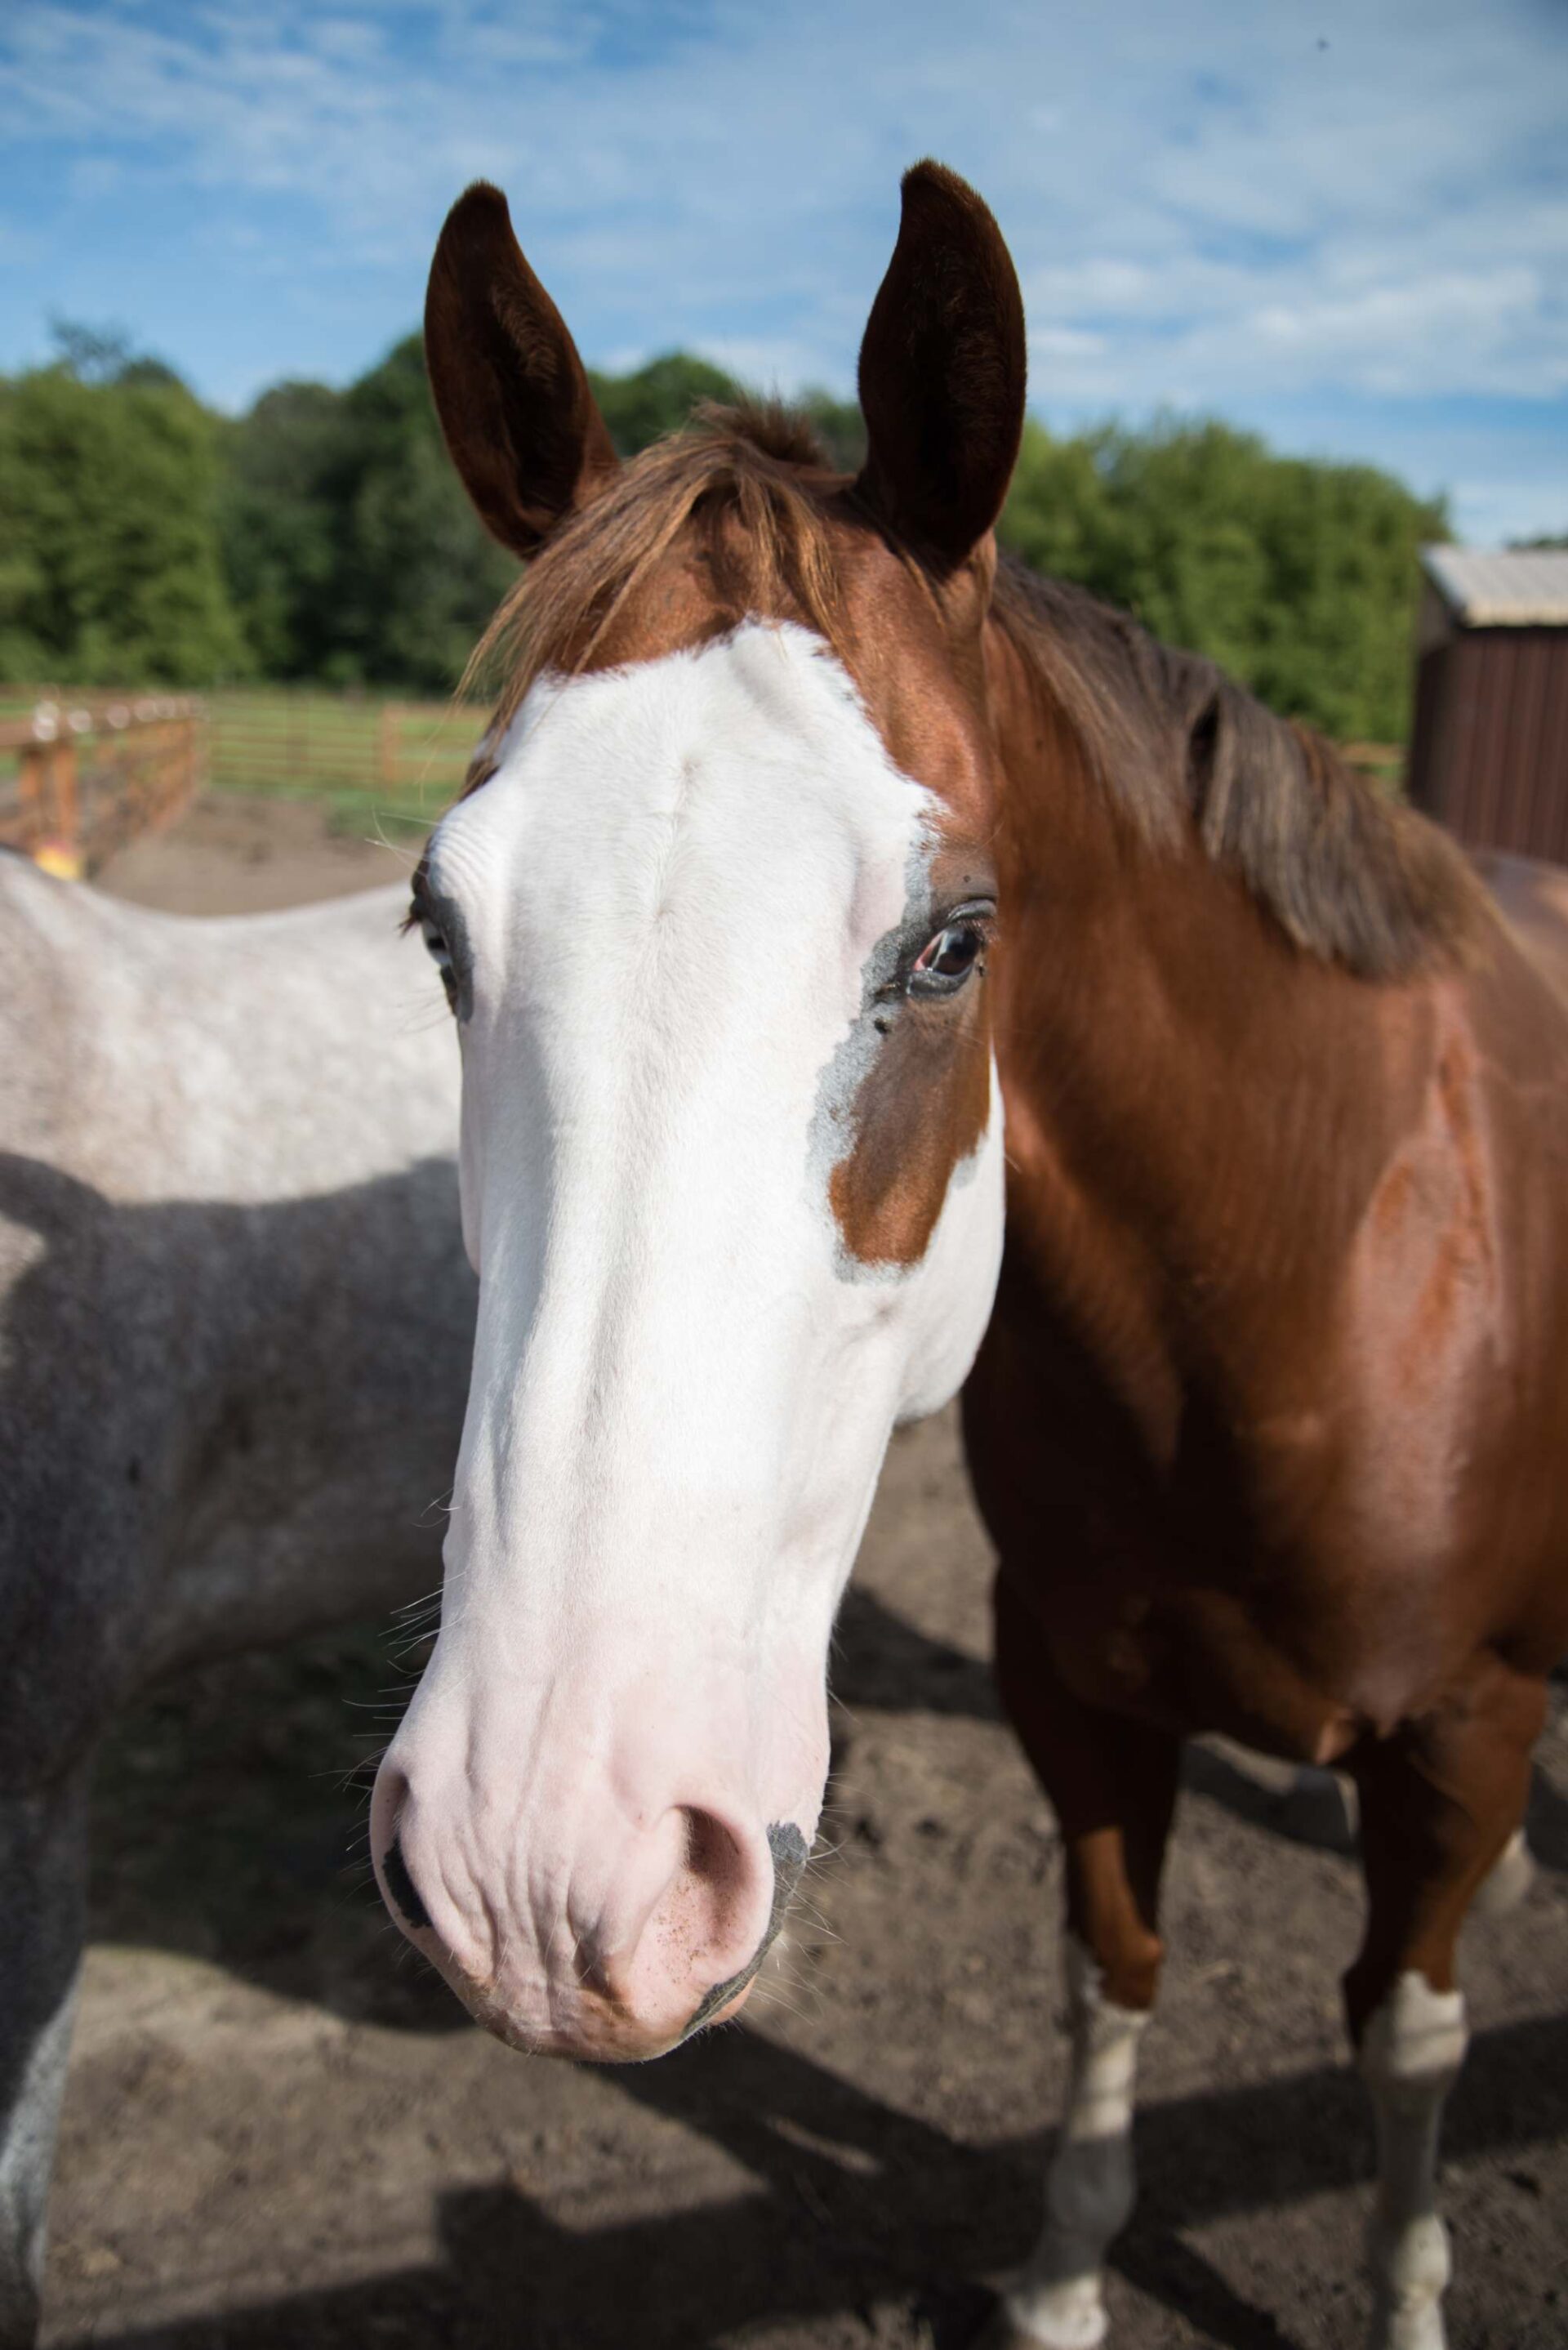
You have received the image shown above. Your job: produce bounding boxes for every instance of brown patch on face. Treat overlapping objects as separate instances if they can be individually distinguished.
[828,986,992,1268]
[825,836,997,1270]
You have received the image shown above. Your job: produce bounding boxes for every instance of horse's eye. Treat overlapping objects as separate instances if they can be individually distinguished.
[910,916,987,997]
[416,912,458,1009]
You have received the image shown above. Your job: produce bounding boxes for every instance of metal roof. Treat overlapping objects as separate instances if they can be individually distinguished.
[1421,545,1568,627]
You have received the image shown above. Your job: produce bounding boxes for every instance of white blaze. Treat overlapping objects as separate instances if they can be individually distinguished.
[381,622,1003,2036]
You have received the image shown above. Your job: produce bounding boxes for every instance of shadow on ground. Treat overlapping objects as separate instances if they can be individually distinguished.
[52,2002,1568,2350]
[87,1583,1565,2029]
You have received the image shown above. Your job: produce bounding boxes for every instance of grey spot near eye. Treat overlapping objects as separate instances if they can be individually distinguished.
[421,875,475,1022]
[806,828,938,1286]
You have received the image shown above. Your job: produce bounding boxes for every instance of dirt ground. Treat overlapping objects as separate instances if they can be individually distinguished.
[38,796,1568,2349]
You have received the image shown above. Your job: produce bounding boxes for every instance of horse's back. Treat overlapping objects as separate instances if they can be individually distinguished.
[0,857,472,1758]
[0,855,455,1189]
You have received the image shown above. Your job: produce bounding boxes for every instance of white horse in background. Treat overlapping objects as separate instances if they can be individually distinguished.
[0,854,472,2346]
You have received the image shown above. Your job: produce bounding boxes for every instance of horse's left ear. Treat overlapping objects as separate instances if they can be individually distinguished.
[425,181,620,558]
[854,162,1027,574]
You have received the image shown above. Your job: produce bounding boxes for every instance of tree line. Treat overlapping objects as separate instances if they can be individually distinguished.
[0,328,1454,741]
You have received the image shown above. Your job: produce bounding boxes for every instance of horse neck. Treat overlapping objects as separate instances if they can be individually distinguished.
[980,613,1404,1405]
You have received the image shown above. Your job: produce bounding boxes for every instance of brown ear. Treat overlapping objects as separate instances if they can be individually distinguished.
[854,162,1027,573]
[425,182,619,557]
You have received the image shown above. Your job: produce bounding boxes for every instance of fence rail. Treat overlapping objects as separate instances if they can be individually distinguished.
[0,680,1409,878]
[206,693,482,808]
[0,696,205,875]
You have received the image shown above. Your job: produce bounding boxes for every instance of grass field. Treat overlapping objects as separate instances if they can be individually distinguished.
[204,689,484,825]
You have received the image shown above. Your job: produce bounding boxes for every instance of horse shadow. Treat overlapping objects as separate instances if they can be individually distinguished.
[79,1572,1563,2038]
[50,1987,1568,2350]
[76,1583,1002,2038]
[14,1147,1557,2344]
[60,1572,1568,2348]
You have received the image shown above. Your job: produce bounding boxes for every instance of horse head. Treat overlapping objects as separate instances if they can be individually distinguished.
[371,164,1024,2058]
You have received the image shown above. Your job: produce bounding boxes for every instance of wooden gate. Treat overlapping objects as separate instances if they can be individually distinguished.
[0,696,205,876]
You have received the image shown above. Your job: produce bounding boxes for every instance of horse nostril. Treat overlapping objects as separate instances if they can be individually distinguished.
[382,1827,432,1931]
[683,1817,811,2037]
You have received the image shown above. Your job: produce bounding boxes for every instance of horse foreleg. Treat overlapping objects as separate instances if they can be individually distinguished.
[982,1570,1179,2350]
[0,1773,88,2350]
[1347,1656,1544,2350]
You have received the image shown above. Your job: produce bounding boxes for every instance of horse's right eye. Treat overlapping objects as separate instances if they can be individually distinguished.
[908,903,993,998]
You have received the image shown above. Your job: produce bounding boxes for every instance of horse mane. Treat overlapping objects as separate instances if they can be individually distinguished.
[466,399,1484,981]
[992,560,1485,979]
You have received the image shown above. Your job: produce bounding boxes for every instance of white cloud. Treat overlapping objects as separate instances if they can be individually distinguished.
[1,0,1564,528]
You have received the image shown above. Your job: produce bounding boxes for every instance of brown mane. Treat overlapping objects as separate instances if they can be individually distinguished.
[466,399,1483,981]
[991,560,1486,980]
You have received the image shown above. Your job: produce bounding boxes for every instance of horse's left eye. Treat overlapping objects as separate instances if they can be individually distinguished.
[416,912,458,1009]
[910,916,987,997]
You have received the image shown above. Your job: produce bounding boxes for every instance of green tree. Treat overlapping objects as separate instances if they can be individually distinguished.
[0,356,243,685]
[217,381,349,679]
[797,390,866,475]
[1,319,1455,741]
[220,336,516,691]
[587,351,738,455]
[1000,416,1446,740]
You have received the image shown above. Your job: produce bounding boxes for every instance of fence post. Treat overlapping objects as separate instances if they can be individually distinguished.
[16,743,45,849]
[49,737,80,852]
[378,702,400,792]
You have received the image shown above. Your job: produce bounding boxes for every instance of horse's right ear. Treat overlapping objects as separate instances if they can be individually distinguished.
[854,163,1027,574]
[425,183,620,558]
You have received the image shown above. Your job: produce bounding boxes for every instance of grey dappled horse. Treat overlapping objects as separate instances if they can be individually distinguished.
[0,855,472,2344]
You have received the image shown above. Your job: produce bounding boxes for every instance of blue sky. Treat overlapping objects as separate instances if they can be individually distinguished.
[2,0,1566,545]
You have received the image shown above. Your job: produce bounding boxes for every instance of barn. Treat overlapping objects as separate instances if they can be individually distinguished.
[1406,545,1568,860]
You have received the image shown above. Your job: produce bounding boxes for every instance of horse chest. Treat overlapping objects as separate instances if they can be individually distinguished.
[964,1266,1507,1760]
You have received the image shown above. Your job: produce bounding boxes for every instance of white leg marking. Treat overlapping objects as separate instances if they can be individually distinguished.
[1000,1936,1149,2350]
[1474,1825,1535,1918]
[1359,1971,1468,2350]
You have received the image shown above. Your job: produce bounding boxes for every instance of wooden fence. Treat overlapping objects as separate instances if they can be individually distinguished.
[0,679,1406,878]
[0,696,205,876]
[205,693,480,809]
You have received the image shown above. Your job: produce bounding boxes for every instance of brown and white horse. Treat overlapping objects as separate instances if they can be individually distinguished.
[372,166,1568,2349]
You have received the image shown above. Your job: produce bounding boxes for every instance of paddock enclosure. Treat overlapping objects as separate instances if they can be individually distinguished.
[0,698,203,876]
[29,800,1567,2350]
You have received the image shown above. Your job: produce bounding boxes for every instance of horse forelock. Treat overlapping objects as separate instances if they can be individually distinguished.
[459,401,868,793]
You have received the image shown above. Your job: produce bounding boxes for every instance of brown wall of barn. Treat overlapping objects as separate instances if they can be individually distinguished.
[1408,627,1568,858]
